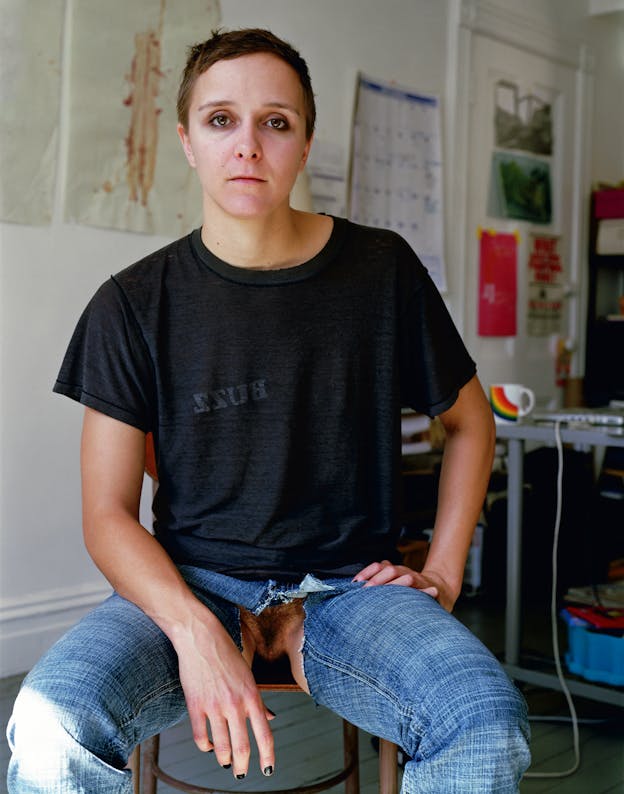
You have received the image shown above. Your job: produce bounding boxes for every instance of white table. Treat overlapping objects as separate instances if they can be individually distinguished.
[495,420,624,707]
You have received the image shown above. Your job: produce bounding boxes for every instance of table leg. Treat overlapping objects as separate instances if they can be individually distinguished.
[505,437,524,667]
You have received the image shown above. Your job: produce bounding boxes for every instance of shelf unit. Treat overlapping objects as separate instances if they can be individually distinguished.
[584,189,624,406]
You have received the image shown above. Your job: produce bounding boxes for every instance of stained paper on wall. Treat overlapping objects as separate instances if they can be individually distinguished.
[349,74,446,292]
[64,0,220,236]
[478,228,517,337]
[527,234,563,336]
[0,0,64,225]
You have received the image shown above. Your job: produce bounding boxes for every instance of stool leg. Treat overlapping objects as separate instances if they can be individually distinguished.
[343,720,360,794]
[127,746,141,794]
[378,739,398,794]
[141,734,160,794]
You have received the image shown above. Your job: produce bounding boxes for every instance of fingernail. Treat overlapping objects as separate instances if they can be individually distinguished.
[263,765,274,777]
[236,773,246,780]
[267,708,276,717]
[222,763,232,769]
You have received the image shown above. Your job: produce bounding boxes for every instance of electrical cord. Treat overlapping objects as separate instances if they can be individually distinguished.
[529,715,606,725]
[524,419,581,779]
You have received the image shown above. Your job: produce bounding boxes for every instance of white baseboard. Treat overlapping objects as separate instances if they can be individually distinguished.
[0,583,112,678]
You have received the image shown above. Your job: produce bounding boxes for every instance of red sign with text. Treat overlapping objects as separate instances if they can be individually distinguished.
[478,229,517,336]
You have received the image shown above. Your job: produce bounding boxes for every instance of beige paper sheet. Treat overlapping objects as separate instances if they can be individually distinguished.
[0,0,64,225]
[64,0,220,236]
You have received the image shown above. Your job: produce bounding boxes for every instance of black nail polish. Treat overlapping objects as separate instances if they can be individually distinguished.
[236,773,246,780]
[263,765,274,777]
[222,763,232,769]
[267,708,276,717]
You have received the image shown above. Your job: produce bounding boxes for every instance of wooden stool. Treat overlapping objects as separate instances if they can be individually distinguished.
[130,656,398,794]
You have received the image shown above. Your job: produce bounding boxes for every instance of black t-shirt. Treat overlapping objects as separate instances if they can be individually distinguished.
[54,217,476,580]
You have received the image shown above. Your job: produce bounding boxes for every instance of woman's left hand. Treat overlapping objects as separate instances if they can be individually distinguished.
[352,560,455,611]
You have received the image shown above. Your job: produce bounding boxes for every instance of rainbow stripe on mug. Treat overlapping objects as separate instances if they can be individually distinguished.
[489,383,536,423]
[490,385,519,421]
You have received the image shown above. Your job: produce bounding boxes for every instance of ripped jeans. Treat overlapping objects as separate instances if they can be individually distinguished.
[7,568,530,793]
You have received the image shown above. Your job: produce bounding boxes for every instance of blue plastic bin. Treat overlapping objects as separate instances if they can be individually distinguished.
[563,615,624,686]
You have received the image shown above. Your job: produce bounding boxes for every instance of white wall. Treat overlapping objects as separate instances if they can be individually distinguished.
[531,1,624,185]
[0,223,172,675]
[1,0,621,677]
[586,11,624,182]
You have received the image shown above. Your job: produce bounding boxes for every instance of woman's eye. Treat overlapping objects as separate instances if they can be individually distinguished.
[267,117,288,130]
[209,114,230,128]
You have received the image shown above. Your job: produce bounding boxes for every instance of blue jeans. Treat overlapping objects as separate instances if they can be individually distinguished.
[7,568,530,792]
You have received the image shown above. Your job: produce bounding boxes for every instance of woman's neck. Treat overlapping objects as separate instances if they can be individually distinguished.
[200,208,332,271]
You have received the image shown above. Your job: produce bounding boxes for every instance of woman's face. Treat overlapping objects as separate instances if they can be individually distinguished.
[177,52,312,222]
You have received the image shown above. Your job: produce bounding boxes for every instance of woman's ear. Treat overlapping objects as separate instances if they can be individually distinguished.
[177,123,196,168]
[299,133,313,172]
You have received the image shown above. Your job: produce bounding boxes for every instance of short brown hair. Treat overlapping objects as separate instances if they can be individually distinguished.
[177,28,316,139]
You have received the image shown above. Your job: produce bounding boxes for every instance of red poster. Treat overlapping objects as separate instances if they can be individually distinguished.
[478,229,517,336]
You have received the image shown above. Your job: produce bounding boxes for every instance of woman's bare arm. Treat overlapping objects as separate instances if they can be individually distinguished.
[80,407,274,777]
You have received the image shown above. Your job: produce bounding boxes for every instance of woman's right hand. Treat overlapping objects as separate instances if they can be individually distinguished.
[172,608,276,779]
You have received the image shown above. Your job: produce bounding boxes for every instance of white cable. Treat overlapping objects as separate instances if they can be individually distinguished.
[524,420,581,779]
[529,715,605,725]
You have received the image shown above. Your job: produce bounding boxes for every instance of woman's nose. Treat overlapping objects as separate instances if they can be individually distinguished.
[235,146,259,160]
[234,124,261,160]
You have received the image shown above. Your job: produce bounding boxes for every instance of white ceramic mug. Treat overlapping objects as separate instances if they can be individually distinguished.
[489,383,535,424]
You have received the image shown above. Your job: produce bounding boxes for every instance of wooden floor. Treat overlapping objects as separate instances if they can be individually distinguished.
[1,600,623,793]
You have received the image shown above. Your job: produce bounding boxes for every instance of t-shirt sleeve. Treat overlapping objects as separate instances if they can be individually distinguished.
[398,246,476,417]
[53,278,155,432]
